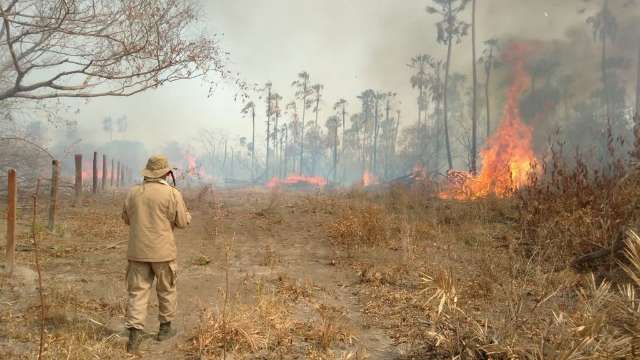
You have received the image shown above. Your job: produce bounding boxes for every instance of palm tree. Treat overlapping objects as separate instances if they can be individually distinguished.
[272,92,283,177]
[292,71,311,175]
[358,89,375,171]
[408,55,432,128]
[326,115,340,182]
[241,101,256,181]
[372,92,390,173]
[285,101,299,173]
[265,82,273,179]
[586,0,618,124]
[427,0,471,170]
[426,59,445,173]
[479,39,499,138]
[383,93,397,179]
[470,0,477,175]
[310,83,324,174]
[334,99,348,181]
[636,42,640,116]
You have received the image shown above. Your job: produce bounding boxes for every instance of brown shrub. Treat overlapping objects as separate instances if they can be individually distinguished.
[327,203,391,249]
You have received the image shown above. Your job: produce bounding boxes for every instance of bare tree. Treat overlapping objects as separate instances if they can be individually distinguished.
[0,0,227,101]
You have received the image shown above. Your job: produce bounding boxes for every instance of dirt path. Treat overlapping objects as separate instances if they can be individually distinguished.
[118,189,397,358]
[1,189,406,359]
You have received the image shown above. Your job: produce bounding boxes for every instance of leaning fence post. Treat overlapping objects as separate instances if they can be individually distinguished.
[74,154,82,204]
[6,169,16,275]
[47,160,59,231]
[92,151,98,194]
[102,154,107,191]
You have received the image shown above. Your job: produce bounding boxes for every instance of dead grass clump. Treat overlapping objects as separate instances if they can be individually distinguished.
[327,203,391,249]
[274,275,313,302]
[303,304,356,351]
[1,285,126,359]
[186,291,297,358]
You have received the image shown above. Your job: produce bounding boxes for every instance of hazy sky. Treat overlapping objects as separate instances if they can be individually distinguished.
[66,0,589,152]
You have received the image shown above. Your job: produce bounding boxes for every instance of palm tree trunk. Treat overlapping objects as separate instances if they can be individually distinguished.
[274,99,279,178]
[418,86,423,128]
[341,105,346,182]
[312,98,320,175]
[284,126,289,176]
[636,42,640,116]
[471,0,478,175]
[299,92,307,175]
[251,109,255,182]
[485,48,493,139]
[373,98,380,173]
[443,36,454,171]
[333,124,338,182]
[384,100,391,179]
[602,34,610,125]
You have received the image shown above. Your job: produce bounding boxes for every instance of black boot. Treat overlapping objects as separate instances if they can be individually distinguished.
[126,328,143,353]
[157,322,177,341]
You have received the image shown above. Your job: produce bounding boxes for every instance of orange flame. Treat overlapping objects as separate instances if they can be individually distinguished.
[266,174,328,189]
[443,43,539,200]
[362,170,378,187]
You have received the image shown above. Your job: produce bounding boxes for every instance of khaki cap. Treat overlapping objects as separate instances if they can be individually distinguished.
[141,155,173,178]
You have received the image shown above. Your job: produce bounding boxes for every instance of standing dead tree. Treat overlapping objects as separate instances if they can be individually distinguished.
[0,0,228,102]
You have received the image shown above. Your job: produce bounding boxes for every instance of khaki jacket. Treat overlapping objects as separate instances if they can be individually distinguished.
[122,179,191,262]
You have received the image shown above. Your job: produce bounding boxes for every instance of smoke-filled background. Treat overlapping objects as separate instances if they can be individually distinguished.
[2,0,639,185]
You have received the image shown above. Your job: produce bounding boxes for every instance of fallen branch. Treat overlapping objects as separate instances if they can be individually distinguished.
[571,234,624,268]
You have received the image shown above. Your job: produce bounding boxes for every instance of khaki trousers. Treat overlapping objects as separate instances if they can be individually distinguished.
[125,260,177,330]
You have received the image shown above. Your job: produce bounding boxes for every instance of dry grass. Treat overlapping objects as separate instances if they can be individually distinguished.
[186,281,358,359]
[321,153,640,358]
[186,290,297,358]
[327,201,394,250]
[1,284,127,359]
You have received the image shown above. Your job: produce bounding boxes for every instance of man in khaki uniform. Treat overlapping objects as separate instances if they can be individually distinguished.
[122,155,191,353]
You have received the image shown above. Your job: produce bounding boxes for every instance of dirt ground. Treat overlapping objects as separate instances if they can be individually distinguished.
[4,184,599,359]
[1,188,430,359]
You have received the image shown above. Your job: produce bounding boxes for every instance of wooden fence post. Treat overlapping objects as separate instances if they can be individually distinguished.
[111,159,114,187]
[102,154,107,191]
[92,151,98,194]
[6,169,16,275]
[47,160,59,231]
[74,154,82,204]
